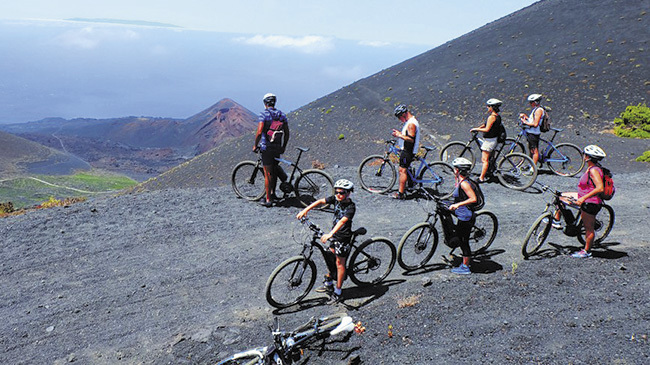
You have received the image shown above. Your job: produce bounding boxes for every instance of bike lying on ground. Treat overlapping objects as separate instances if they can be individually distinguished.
[358,140,455,198]
[231,147,334,207]
[521,182,615,259]
[502,124,585,177]
[265,218,396,308]
[439,131,538,190]
[217,312,355,365]
[397,195,498,271]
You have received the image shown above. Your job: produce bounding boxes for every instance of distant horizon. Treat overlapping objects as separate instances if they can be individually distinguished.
[0,1,537,124]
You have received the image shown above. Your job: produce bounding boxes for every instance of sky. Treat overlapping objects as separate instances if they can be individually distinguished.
[0,0,538,123]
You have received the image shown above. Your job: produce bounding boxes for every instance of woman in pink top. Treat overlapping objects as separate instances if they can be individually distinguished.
[554,145,606,258]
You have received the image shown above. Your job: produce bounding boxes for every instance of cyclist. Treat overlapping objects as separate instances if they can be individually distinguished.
[253,93,290,207]
[391,104,420,199]
[551,145,607,258]
[296,179,356,304]
[470,98,504,183]
[519,93,545,169]
[448,157,479,275]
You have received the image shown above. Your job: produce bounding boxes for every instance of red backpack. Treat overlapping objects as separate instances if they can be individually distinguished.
[589,166,615,201]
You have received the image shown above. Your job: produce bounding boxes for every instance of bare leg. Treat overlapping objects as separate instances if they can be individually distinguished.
[581,211,596,252]
[398,166,408,194]
[530,147,539,166]
[262,165,275,202]
[480,150,490,181]
[335,255,346,290]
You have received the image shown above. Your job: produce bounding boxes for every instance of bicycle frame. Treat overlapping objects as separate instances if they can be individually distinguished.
[383,140,442,185]
[505,125,568,164]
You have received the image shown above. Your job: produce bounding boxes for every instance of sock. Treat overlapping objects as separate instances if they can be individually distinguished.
[324,280,333,287]
[334,287,342,296]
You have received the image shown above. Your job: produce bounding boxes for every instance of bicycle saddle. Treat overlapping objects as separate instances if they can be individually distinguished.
[352,227,367,236]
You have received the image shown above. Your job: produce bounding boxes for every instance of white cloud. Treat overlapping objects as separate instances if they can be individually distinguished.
[234,34,334,54]
[358,40,391,47]
[55,26,140,49]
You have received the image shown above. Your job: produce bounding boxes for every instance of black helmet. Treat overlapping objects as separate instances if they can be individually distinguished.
[263,93,276,106]
[394,104,408,117]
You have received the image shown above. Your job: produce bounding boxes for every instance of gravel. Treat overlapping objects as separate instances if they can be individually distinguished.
[1,166,649,364]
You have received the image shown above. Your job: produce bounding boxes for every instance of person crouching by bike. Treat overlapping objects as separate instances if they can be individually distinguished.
[296,179,356,304]
[391,104,420,200]
[553,145,607,258]
[253,93,290,207]
[470,98,504,183]
[448,158,479,275]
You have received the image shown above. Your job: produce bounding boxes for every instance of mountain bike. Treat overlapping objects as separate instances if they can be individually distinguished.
[231,147,334,207]
[521,182,615,259]
[265,218,396,308]
[439,131,538,190]
[217,312,355,365]
[357,140,454,198]
[397,195,498,270]
[502,124,585,177]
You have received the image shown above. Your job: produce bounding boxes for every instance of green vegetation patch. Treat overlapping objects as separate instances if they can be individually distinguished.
[613,103,650,139]
[0,171,137,209]
[613,103,650,163]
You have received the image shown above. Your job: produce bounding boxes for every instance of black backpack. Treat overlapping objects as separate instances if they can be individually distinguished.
[538,106,551,133]
[497,120,507,143]
[459,178,485,211]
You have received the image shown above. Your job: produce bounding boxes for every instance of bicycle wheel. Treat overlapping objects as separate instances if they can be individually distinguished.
[522,212,553,259]
[348,237,396,286]
[547,143,585,177]
[496,152,537,190]
[439,141,475,170]
[418,161,455,199]
[295,169,334,207]
[231,161,265,201]
[217,350,264,365]
[357,155,396,194]
[470,210,498,254]
[397,222,438,270]
[265,256,317,308]
[503,137,525,155]
[577,204,615,245]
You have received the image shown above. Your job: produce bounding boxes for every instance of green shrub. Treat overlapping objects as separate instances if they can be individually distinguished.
[613,103,650,139]
[636,151,650,163]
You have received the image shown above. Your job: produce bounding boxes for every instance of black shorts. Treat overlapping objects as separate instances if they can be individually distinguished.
[526,133,540,151]
[261,148,281,166]
[399,149,415,168]
[581,202,602,216]
[329,240,351,257]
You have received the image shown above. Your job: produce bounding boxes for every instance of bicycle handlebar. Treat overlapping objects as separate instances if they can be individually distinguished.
[299,217,324,236]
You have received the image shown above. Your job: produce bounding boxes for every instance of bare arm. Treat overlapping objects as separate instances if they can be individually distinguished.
[321,216,349,244]
[253,122,264,151]
[296,198,327,220]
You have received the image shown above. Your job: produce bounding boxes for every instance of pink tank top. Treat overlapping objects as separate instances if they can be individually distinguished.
[578,166,603,204]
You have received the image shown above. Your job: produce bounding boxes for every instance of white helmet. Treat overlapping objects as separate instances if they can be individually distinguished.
[486,98,502,107]
[452,157,472,171]
[583,145,606,160]
[527,94,543,102]
[334,179,354,192]
[263,93,277,106]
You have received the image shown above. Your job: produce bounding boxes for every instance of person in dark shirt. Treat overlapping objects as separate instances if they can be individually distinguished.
[253,93,290,207]
[296,179,356,304]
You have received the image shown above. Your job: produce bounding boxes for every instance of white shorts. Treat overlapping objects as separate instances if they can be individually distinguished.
[481,137,498,152]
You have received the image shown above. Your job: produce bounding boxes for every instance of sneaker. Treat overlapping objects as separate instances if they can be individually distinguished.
[315,284,334,293]
[259,200,273,208]
[571,249,592,258]
[451,264,471,275]
[326,292,342,305]
[392,192,405,200]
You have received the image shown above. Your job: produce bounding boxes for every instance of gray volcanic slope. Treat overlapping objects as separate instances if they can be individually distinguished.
[137,0,649,191]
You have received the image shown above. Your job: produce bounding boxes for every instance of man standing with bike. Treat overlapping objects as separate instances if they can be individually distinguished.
[253,93,290,207]
[296,179,356,304]
[391,104,420,200]
[519,93,545,169]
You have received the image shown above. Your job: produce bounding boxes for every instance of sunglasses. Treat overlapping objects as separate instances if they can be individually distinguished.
[335,190,349,195]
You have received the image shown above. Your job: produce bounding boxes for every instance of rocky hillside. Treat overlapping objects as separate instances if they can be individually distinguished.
[137,0,650,191]
[0,99,257,179]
